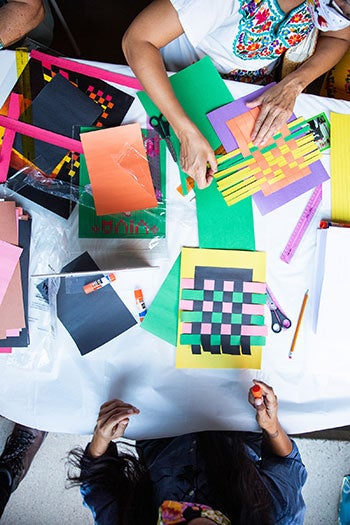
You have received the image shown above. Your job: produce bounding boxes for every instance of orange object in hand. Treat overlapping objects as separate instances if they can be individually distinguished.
[250,384,263,399]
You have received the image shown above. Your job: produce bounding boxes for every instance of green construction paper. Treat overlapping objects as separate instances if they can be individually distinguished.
[140,57,256,347]
[196,184,255,250]
[141,255,181,346]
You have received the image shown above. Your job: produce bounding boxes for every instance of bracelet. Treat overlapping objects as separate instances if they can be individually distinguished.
[0,38,4,50]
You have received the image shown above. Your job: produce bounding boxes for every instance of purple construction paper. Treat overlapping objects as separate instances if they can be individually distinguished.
[253,160,329,215]
[207,84,274,153]
[206,86,329,215]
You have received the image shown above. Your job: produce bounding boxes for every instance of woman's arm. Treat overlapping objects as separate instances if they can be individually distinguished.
[0,0,45,47]
[87,399,140,458]
[249,380,293,457]
[122,0,217,189]
[247,26,350,145]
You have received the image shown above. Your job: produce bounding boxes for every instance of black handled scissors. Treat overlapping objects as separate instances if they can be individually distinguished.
[266,285,292,334]
[149,114,178,163]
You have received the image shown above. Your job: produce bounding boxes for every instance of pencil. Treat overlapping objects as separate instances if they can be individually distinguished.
[289,290,309,359]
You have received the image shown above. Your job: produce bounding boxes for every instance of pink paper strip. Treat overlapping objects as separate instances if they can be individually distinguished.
[180,278,194,289]
[223,281,234,292]
[203,301,214,312]
[182,323,192,334]
[0,115,83,154]
[220,324,231,335]
[242,303,265,315]
[0,348,12,354]
[6,329,20,337]
[200,323,212,335]
[0,240,23,306]
[179,299,194,311]
[0,93,21,182]
[243,282,266,294]
[203,279,215,290]
[241,324,268,336]
[30,50,143,91]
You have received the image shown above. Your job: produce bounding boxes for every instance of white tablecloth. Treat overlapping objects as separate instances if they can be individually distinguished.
[1,51,350,438]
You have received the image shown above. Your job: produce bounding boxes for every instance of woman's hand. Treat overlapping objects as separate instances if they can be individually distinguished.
[177,126,217,190]
[248,379,279,433]
[246,77,304,146]
[88,399,140,458]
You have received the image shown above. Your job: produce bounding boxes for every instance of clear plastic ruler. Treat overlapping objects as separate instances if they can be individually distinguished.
[280,185,323,263]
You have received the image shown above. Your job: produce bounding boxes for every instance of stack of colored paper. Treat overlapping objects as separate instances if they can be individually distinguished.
[0,200,31,353]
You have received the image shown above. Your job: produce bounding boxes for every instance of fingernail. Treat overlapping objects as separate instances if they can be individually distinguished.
[127,409,134,413]
[255,398,263,406]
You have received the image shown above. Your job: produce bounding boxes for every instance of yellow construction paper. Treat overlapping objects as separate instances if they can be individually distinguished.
[330,112,350,221]
[176,247,266,369]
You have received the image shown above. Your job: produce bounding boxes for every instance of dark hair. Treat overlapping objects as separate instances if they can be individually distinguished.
[67,432,273,525]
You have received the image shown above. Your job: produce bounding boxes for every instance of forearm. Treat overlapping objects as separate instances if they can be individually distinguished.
[87,433,111,458]
[123,38,196,138]
[0,0,44,47]
[262,420,293,457]
[280,31,350,93]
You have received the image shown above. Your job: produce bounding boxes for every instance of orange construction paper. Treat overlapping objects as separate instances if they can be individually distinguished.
[80,123,157,216]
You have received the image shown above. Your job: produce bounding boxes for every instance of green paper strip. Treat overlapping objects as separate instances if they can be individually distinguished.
[210,335,221,345]
[181,289,204,301]
[181,311,203,322]
[251,293,267,305]
[231,314,243,324]
[180,334,201,345]
[250,315,265,325]
[249,336,266,346]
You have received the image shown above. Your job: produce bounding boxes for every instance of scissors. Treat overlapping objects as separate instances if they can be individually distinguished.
[149,114,178,163]
[266,285,292,334]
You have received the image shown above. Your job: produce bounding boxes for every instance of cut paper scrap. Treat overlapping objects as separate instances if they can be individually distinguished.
[207,88,329,215]
[330,112,350,221]
[30,50,143,91]
[0,92,20,182]
[80,123,157,215]
[176,247,266,369]
[79,128,166,238]
[0,240,23,306]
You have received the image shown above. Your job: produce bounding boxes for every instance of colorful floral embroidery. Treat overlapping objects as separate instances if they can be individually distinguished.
[233,0,313,62]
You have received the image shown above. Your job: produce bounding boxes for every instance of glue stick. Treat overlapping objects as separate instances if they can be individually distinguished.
[250,384,263,400]
[83,273,116,294]
[134,288,147,322]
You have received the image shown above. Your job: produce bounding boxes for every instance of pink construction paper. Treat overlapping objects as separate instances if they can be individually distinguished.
[241,324,268,336]
[203,301,213,312]
[220,324,231,335]
[30,50,143,91]
[0,115,83,153]
[0,347,12,353]
[242,303,265,315]
[206,86,329,215]
[182,323,192,334]
[223,281,234,292]
[200,323,212,334]
[179,299,194,310]
[180,278,194,289]
[0,93,20,182]
[0,240,23,306]
[222,302,233,313]
[203,279,215,290]
[243,282,266,293]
